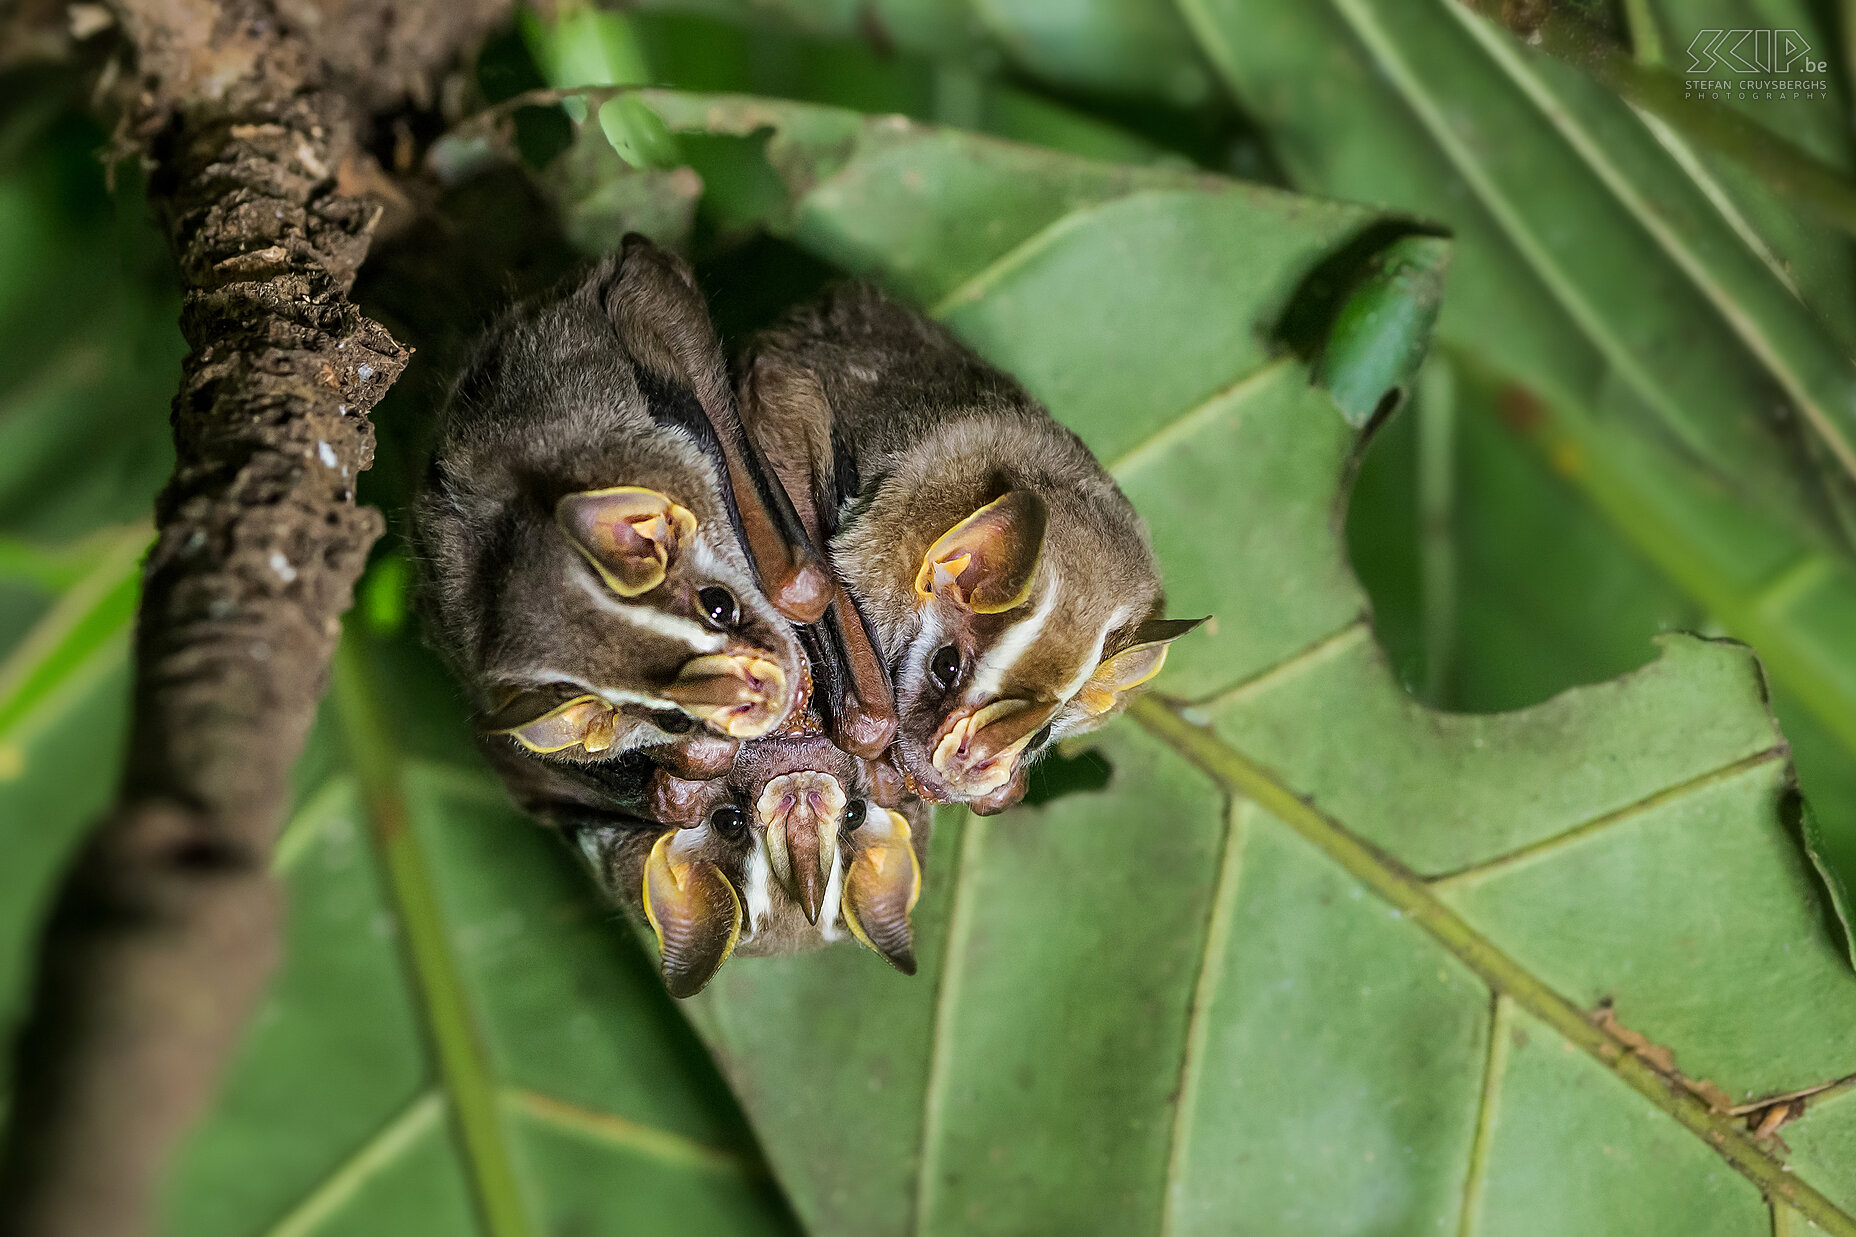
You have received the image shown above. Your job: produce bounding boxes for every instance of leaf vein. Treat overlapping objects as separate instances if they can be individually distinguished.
[505,1088,762,1176]
[1455,993,1511,1237]
[1106,357,1299,479]
[1159,796,1255,1237]
[911,813,987,1237]
[1178,619,1372,713]
[1426,745,1789,889]
[1131,695,1856,1236]
[259,1090,445,1237]
[334,642,535,1237]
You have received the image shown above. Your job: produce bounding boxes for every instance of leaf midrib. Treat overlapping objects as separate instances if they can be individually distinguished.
[910,813,986,1237]
[1129,693,1856,1236]
[332,639,534,1237]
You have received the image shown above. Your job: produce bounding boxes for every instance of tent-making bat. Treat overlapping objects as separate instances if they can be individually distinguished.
[737,283,1204,813]
[413,237,826,778]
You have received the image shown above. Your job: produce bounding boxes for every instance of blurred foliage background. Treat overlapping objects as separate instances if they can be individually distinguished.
[7,1,1856,1233]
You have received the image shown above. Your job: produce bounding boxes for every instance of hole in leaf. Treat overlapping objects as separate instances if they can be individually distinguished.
[1344,358,1702,712]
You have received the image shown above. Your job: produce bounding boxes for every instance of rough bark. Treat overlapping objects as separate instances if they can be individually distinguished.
[0,2,503,1233]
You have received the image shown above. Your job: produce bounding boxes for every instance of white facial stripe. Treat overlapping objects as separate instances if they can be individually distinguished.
[1054,601,1141,705]
[687,538,766,616]
[506,667,675,722]
[686,537,727,582]
[574,829,606,876]
[817,844,847,942]
[742,833,771,939]
[517,666,597,694]
[968,570,1061,701]
[574,572,726,653]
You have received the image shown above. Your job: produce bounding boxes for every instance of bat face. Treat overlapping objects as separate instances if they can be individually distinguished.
[472,480,808,753]
[837,459,1199,811]
[414,239,811,767]
[571,733,930,997]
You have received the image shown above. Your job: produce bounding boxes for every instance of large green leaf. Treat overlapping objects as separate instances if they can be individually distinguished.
[1345,356,1856,888]
[1179,0,1856,504]
[632,0,1856,875]
[1149,0,1856,864]
[544,93,1856,1234]
[9,67,1856,1235]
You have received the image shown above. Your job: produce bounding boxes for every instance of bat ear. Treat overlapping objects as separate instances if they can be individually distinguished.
[913,490,1048,614]
[557,485,697,596]
[1074,617,1208,716]
[643,830,742,999]
[841,807,923,975]
[483,691,622,755]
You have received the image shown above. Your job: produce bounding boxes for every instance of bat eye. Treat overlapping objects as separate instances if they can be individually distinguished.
[843,799,867,831]
[698,586,740,629]
[709,804,749,838]
[929,644,962,691]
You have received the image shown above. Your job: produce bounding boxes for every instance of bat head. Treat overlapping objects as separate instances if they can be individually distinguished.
[571,733,929,997]
[834,423,1202,812]
[414,239,809,765]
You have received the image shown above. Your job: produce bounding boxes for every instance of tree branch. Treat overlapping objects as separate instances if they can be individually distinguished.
[0,2,503,1233]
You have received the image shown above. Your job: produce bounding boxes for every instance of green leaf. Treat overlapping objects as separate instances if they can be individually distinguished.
[1311,233,1451,426]
[1180,0,1856,528]
[146,634,803,1236]
[519,4,651,94]
[547,93,1856,1234]
[631,0,1214,105]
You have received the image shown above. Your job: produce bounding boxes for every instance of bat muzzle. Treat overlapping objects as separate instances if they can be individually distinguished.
[756,771,847,924]
[928,697,1058,796]
[661,653,791,739]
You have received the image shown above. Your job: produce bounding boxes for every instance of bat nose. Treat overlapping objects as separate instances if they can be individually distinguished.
[660,653,791,738]
[755,771,846,924]
[930,698,1058,795]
